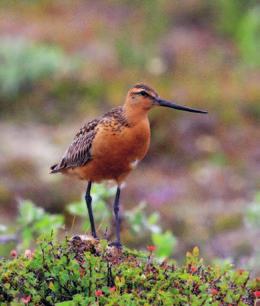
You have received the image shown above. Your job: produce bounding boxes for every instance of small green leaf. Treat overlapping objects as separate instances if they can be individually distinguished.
[152,230,177,258]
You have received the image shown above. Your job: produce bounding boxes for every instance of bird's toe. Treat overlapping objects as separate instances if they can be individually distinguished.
[109,241,122,249]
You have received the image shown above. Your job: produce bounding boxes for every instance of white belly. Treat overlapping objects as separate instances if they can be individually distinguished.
[130,159,140,169]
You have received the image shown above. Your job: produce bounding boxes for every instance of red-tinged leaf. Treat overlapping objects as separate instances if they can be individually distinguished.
[95,289,103,297]
[21,295,31,304]
[147,245,156,252]
[210,288,219,295]
[254,291,260,298]
[109,286,116,292]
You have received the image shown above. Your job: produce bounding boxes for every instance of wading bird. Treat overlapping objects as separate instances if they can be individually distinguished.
[50,84,207,247]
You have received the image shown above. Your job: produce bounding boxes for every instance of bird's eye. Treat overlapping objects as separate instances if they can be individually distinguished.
[139,90,148,97]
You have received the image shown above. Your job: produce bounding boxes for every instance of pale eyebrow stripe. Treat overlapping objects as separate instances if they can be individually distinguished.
[131,89,152,96]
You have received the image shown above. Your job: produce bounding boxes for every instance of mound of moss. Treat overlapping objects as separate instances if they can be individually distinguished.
[0,235,258,305]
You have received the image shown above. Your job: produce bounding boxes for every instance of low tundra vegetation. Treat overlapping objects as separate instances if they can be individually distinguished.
[0,235,259,305]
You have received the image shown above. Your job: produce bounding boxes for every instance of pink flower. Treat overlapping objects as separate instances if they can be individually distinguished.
[190,265,197,273]
[254,291,260,298]
[10,250,17,258]
[24,249,33,259]
[95,289,103,297]
[21,295,31,304]
[109,286,116,292]
[147,245,156,252]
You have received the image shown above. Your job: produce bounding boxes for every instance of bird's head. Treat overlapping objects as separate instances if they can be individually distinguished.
[124,83,207,121]
[125,84,159,112]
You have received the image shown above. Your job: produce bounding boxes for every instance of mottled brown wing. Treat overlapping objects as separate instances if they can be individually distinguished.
[50,118,99,173]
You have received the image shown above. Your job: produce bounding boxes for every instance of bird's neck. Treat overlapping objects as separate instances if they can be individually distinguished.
[123,105,149,126]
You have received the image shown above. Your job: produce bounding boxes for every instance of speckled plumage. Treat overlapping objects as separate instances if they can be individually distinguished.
[51,106,147,181]
[50,118,98,172]
[50,106,131,174]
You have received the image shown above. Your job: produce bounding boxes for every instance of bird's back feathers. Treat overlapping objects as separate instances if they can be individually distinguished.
[50,106,128,174]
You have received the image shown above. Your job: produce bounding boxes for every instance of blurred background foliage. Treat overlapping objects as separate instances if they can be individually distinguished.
[0,1,259,275]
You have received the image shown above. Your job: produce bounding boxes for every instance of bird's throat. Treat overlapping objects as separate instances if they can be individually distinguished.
[123,105,149,126]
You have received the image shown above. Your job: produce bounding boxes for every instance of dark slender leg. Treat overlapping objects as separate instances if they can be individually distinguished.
[110,186,122,248]
[85,181,97,238]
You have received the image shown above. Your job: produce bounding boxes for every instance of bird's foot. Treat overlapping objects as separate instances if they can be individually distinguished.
[109,241,122,249]
[92,234,99,240]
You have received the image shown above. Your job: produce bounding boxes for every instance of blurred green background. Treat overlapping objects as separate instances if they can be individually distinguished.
[0,0,259,274]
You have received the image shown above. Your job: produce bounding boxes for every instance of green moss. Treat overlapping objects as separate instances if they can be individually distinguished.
[0,235,258,305]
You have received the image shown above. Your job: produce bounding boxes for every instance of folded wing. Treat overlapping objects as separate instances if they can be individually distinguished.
[50,118,99,173]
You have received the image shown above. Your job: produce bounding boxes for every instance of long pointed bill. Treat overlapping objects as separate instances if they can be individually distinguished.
[156,98,207,114]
